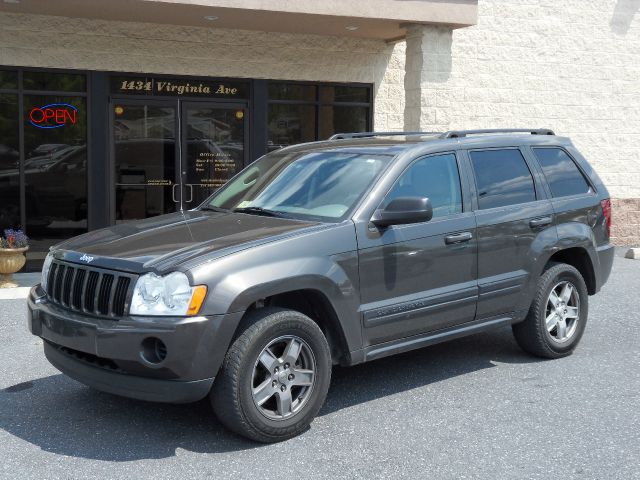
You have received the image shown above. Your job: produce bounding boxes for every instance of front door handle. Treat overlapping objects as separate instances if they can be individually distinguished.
[529,216,552,229]
[445,232,473,245]
[185,184,193,203]
[171,183,179,203]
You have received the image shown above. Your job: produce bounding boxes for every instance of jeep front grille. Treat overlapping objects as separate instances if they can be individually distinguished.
[46,260,137,318]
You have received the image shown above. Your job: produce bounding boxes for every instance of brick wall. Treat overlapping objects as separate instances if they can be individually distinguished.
[612,199,640,247]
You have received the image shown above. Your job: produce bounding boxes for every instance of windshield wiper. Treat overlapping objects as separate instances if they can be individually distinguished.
[200,205,231,213]
[233,206,289,218]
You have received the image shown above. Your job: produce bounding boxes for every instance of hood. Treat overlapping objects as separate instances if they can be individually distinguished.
[54,210,324,273]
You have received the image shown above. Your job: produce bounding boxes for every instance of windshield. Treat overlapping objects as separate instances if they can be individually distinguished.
[205,150,392,222]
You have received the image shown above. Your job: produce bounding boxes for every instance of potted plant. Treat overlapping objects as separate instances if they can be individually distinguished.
[0,229,29,288]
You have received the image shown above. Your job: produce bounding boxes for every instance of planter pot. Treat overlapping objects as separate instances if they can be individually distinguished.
[0,247,28,288]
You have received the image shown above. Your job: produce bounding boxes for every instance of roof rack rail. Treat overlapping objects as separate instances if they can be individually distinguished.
[329,131,439,140]
[440,128,555,139]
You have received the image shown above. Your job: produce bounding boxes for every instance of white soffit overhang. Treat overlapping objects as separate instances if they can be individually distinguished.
[0,0,478,40]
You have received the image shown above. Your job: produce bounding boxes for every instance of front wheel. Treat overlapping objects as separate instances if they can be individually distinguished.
[512,262,589,359]
[210,308,332,443]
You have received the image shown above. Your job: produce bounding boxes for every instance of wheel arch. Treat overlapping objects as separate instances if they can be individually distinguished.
[545,246,596,295]
[226,277,360,366]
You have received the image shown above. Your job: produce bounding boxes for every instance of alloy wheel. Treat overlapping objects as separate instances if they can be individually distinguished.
[251,335,316,420]
[545,281,580,343]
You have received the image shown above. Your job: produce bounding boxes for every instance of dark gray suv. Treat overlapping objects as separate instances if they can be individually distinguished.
[28,129,614,442]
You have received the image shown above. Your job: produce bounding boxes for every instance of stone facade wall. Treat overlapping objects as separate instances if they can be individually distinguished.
[0,12,405,132]
[404,0,640,244]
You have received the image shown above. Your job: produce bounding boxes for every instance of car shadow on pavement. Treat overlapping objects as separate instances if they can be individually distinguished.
[0,326,541,460]
[321,325,542,415]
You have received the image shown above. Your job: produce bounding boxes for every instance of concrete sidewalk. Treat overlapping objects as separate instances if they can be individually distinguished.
[0,272,40,300]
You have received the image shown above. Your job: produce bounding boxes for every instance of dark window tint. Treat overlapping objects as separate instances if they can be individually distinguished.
[23,72,86,92]
[23,94,88,253]
[319,106,369,140]
[384,153,462,218]
[319,86,369,103]
[267,104,316,150]
[0,70,18,90]
[0,93,20,231]
[268,83,316,101]
[470,149,536,209]
[533,148,591,197]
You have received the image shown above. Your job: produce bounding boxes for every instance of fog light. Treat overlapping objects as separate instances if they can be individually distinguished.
[140,337,167,364]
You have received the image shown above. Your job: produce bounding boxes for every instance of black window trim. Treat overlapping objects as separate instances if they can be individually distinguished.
[530,145,597,199]
[467,146,541,212]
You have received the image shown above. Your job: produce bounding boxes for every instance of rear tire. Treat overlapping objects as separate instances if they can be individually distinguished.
[512,262,588,359]
[210,307,332,443]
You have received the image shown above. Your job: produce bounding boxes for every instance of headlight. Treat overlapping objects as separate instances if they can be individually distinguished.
[41,253,54,291]
[130,272,207,316]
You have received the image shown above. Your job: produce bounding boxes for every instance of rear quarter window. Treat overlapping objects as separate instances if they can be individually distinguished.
[532,147,592,198]
[469,149,536,209]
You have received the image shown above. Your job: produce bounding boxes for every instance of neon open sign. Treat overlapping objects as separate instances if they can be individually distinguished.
[29,103,78,129]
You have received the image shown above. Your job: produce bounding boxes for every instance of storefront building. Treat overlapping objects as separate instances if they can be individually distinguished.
[0,0,639,269]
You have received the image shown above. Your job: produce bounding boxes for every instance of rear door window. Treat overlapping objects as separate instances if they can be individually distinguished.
[469,149,536,209]
[532,147,592,197]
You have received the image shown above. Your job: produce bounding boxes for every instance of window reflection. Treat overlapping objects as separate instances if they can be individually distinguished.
[23,95,88,259]
[267,104,316,151]
[0,93,20,232]
[114,104,176,222]
[0,70,18,90]
[23,71,86,92]
[319,106,369,139]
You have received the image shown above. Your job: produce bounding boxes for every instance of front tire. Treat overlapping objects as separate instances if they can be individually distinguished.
[513,262,589,359]
[210,308,332,443]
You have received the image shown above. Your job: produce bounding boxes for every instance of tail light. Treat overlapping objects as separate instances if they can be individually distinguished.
[600,198,612,238]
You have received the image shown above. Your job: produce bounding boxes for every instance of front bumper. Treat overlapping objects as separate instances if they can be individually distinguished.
[28,285,243,403]
[43,340,213,403]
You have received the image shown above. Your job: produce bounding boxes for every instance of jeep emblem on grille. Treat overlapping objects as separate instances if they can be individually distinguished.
[79,254,94,263]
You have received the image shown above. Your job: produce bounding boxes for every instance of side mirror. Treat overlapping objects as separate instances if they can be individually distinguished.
[371,196,433,228]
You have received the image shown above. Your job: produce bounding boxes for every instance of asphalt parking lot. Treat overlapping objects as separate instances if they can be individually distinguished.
[1,252,638,480]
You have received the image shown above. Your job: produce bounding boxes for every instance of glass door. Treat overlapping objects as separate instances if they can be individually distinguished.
[180,102,247,208]
[111,100,180,223]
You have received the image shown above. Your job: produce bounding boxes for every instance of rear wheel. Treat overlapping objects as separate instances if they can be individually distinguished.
[512,262,588,359]
[210,308,331,443]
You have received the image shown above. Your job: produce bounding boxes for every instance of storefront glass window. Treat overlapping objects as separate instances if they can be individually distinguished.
[319,105,369,140]
[23,71,86,92]
[319,86,369,103]
[268,84,316,101]
[267,104,316,151]
[0,93,20,232]
[0,70,18,89]
[23,94,87,257]
[267,82,371,150]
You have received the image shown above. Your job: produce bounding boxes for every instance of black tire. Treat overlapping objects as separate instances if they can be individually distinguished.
[210,307,332,443]
[512,262,589,359]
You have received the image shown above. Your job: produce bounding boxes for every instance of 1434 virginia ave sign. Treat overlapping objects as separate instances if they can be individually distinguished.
[112,76,248,98]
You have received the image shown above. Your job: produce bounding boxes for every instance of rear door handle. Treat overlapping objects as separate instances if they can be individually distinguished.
[445,232,473,245]
[529,216,552,228]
